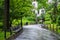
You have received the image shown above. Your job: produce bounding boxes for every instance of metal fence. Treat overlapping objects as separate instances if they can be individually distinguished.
[43,24,60,35]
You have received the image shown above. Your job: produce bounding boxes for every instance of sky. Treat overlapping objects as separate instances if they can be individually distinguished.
[48,0,52,3]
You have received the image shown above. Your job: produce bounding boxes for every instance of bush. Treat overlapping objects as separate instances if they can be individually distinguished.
[0,22,3,28]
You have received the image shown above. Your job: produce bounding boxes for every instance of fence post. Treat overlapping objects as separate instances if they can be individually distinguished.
[53,24,54,31]
[56,25,58,34]
[50,24,51,30]
[4,27,6,40]
[47,24,48,29]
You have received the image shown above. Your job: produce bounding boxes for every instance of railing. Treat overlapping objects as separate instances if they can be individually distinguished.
[6,25,23,40]
[42,24,60,35]
[41,24,60,40]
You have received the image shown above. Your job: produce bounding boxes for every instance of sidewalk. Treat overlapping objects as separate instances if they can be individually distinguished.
[14,24,59,40]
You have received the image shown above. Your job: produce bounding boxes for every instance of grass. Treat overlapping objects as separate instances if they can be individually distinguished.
[0,31,4,40]
[0,30,10,40]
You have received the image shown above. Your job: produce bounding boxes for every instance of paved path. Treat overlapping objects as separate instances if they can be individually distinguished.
[14,24,59,40]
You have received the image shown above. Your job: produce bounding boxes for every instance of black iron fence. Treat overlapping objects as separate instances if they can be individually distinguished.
[4,24,23,40]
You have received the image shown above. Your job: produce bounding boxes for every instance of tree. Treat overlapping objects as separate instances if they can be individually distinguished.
[10,0,33,27]
[4,0,10,39]
[0,0,4,28]
[37,0,48,9]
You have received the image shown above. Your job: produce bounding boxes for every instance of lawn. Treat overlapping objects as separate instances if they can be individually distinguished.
[0,31,10,40]
[0,31,4,40]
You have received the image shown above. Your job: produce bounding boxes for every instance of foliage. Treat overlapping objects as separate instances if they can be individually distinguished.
[37,0,48,9]
[0,0,4,28]
[10,0,33,19]
[10,0,34,26]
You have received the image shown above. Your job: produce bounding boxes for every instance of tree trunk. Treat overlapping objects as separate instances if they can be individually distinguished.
[21,12,23,29]
[10,20,13,35]
[53,0,57,23]
[4,0,10,39]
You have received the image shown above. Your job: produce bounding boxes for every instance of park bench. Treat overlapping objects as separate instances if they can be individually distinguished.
[6,26,23,40]
[11,25,22,33]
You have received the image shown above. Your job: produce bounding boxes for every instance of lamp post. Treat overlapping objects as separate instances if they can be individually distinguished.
[32,0,38,24]
[40,7,45,24]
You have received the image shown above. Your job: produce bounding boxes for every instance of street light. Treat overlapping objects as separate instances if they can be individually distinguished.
[32,0,38,24]
[40,7,45,24]
[32,0,38,9]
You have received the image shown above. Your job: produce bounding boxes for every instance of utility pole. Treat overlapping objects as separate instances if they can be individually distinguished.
[4,0,10,39]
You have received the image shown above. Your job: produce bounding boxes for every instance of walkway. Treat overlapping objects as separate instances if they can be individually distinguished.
[14,24,59,40]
